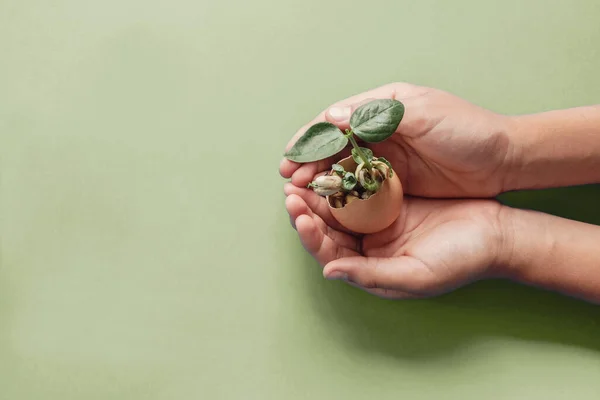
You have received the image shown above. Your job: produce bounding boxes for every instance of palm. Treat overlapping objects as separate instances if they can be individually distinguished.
[285,185,503,299]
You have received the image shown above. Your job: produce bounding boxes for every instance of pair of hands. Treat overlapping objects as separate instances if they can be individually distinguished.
[281,82,521,299]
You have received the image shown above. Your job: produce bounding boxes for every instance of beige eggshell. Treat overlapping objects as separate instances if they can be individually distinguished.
[327,156,403,234]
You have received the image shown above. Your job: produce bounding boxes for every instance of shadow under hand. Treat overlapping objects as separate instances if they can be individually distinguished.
[282,185,600,362]
[496,183,600,225]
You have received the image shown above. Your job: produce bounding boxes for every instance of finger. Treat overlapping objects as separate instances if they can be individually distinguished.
[286,194,359,251]
[323,82,426,128]
[295,214,323,256]
[322,256,437,295]
[327,82,423,115]
[280,157,299,179]
[323,98,374,131]
[285,192,313,215]
[284,183,347,232]
[344,280,420,300]
[296,215,360,267]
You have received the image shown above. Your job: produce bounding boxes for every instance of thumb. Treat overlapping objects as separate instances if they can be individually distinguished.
[324,98,376,130]
[323,256,438,295]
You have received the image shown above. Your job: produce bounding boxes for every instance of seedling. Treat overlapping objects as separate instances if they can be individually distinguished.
[284,99,405,208]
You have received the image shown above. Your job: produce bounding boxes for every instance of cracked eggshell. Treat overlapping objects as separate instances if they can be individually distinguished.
[326,156,403,234]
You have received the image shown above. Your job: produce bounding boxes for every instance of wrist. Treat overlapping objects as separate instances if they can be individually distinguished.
[500,115,527,193]
[491,205,550,281]
[501,105,600,192]
[493,204,600,303]
[490,205,518,279]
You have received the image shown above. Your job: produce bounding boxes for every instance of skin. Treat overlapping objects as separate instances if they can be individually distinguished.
[281,82,600,304]
[284,185,504,300]
[280,82,515,198]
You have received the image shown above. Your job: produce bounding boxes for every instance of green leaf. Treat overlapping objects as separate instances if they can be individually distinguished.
[332,164,345,175]
[349,99,404,143]
[284,122,348,162]
[376,157,394,177]
[342,172,357,191]
[351,147,373,165]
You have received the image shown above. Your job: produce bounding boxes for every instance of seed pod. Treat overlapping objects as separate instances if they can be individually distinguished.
[374,157,394,177]
[308,175,342,196]
[355,162,365,178]
[358,169,367,187]
[350,190,359,197]
[373,161,390,179]
[334,198,343,208]
[372,168,382,181]
[358,169,380,192]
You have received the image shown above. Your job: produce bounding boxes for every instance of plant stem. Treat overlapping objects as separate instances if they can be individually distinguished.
[345,130,373,170]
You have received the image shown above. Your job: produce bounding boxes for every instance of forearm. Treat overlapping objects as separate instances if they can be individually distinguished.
[505,105,600,191]
[499,206,600,304]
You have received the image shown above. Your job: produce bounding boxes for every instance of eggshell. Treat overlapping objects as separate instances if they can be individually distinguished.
[326,156,403,234]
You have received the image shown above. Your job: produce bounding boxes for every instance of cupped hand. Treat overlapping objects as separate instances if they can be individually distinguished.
[284,183,508,299]
[280,82,515,198]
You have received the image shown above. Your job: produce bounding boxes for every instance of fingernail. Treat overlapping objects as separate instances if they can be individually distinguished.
[325,271,348,280]
[328,106,351,122]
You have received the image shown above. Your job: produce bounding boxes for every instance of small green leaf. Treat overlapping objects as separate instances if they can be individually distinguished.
[351,147,373,164]
[349,99,404,143]
[332,164,345,175]
[284,122,348,162]
[376,157,394,177]
[342,172,357,191]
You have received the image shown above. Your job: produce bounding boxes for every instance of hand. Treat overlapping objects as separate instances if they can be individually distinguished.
[280,82,515,198]
[284,184,507,299]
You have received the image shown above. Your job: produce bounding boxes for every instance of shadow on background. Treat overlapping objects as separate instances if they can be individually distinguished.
[283,184,600,360]
[497,184,600,225]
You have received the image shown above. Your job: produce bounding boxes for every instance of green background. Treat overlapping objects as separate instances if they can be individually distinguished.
[2,0,600,398]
